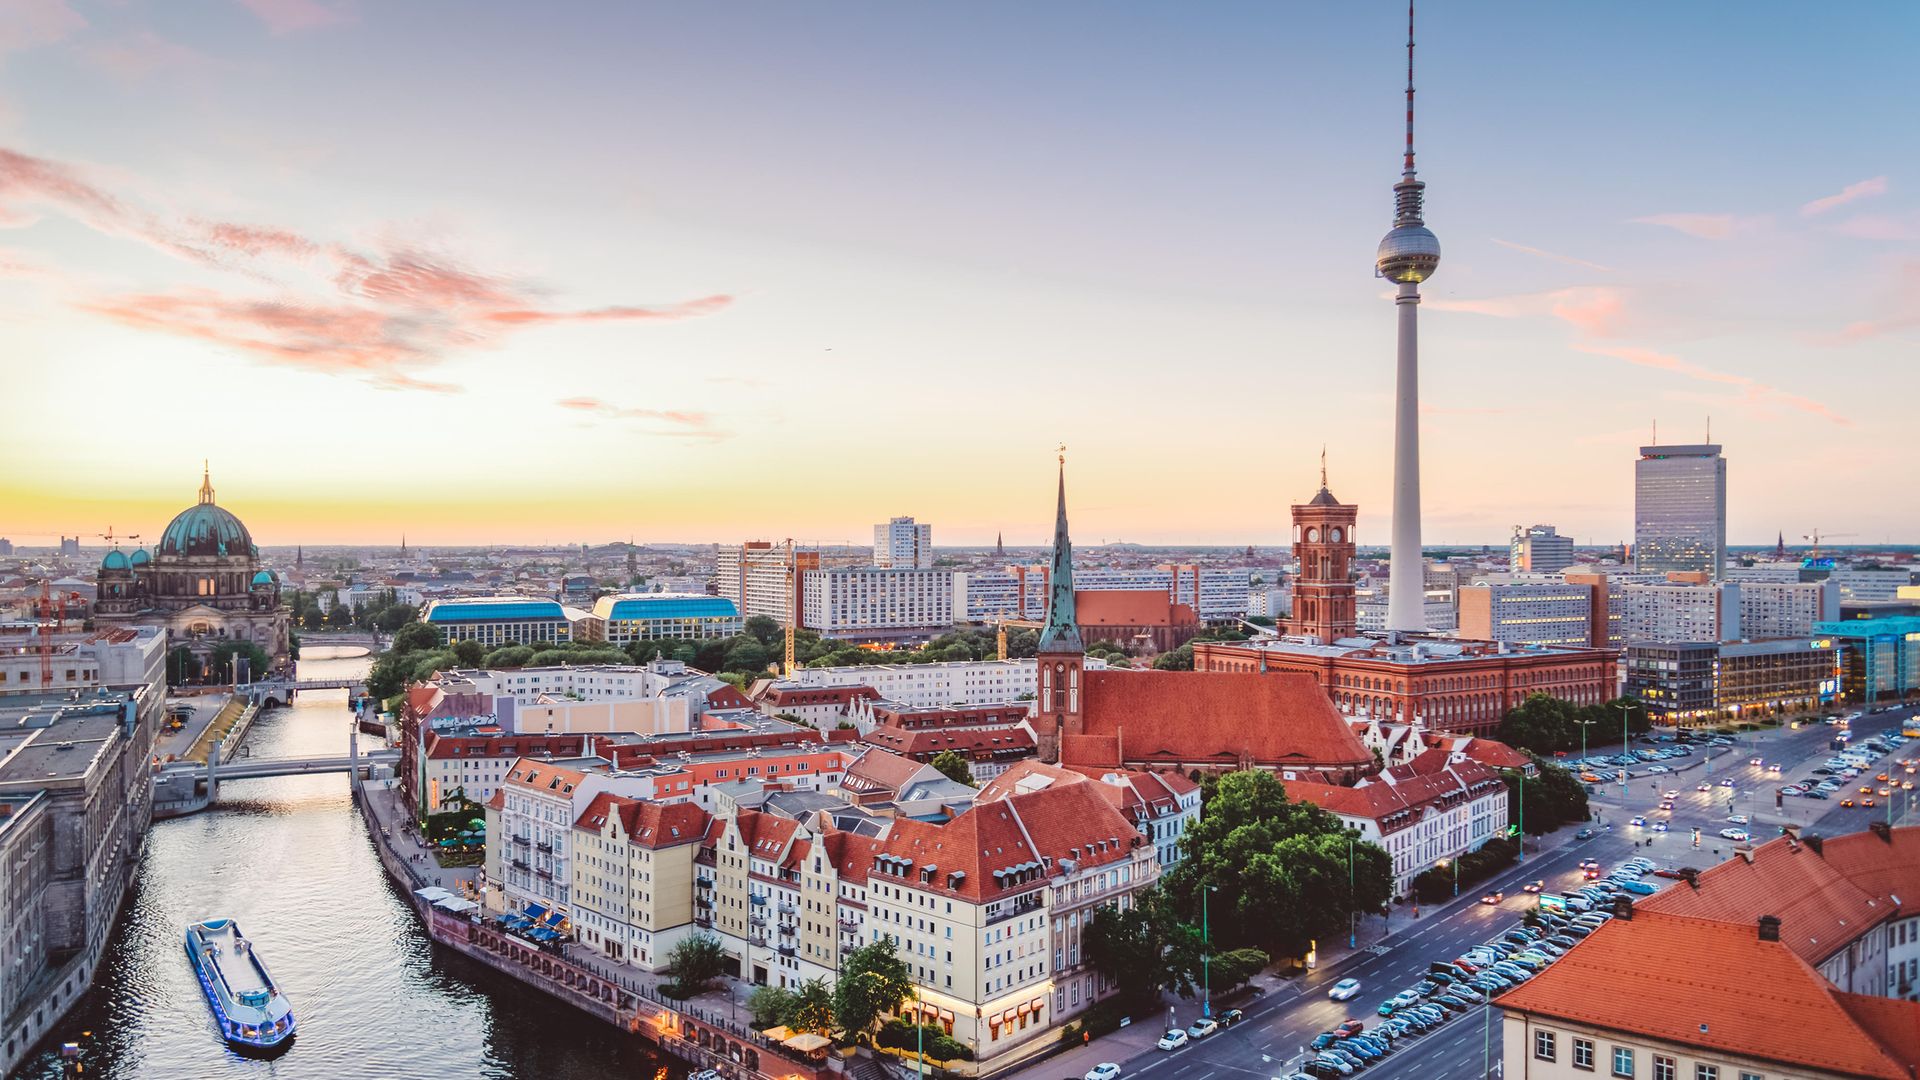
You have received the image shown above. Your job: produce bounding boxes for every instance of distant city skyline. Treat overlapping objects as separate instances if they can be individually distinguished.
[4,2,1916,546]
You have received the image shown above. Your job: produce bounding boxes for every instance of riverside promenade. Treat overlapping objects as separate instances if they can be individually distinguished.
[356,777,838,1080]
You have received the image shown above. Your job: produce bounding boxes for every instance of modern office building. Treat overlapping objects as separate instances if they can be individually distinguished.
[587,593,742,644]
[422,596,588,647]
[1457,581,1595,647]
[1633,443,1727,577]
[1624,637,1840,726]
[716,543,821,625]
[1509,524,1575,573]
[1615,579,1740,643]
[1739,578,1840,637]
[800,567,954,638]
[1817,616,1920,705]
[872,516,933,570]
[952,566,1252,624]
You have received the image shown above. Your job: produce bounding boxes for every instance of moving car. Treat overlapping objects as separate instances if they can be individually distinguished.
[1329,978,1362,1001]
[1086,1065,1122,1080]
[1522,880,1545,893]
[1726,814,1750,825]
[1480,891,1504,905]
[1157,1029,1189,1051]
[1719,828,1751,842]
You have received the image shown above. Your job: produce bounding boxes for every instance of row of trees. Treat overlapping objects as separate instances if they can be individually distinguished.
[167,640,273,686]
[365,623,634,701]
[1496,693,1652,758]
[289,588,420,634]
[664,935,960,1055]
[1409,835,1519,903]
[1147,625,1258,671]
[1504,753,1592,835]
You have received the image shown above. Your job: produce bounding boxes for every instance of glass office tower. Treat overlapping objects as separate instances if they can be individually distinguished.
[1634,444,1727,577]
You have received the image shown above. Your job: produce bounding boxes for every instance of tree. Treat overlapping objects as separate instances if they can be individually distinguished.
[389,622,439,655]
[1209,946,1272,991]
[724,640,772,674]
[1083,898,1169,1005]
[206,641,271,683]
[325,601,353,628]
[450,638,486,667]
[744,614,782,645]
[372,603,419,632]
[301,606,326,631]
[929,750,975,786]
[483,645,535,668]
[748,985,799,1028]
[793,977,834,1035]
[1504,754,1591,835]
[664,933,727,997]
[1162,771,1393,957]
[166,646,199,685]
[833,938,914,1036]
[1152,644,1195,671]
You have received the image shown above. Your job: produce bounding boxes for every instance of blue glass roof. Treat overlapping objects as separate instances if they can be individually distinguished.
[596,594,740,621]
[426,598,568,623]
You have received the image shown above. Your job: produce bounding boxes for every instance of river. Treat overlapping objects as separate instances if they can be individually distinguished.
[16,646,682,1080]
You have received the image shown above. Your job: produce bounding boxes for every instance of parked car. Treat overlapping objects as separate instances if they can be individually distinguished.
[1157,1029,1189,1051]
[1219,1009,1244,1028]
[1187,1018,1218,1039]
[1086,1065,1122,1080]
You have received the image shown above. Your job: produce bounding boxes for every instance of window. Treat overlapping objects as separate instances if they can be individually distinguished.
[1695,1068,1718,1080]
[1738,1073,1763,1080]
[1612,1047,1634,1078]
[1573,1038,1594,1070]
[1652,1056,1674,1080]
[1535,1031,1557,1062]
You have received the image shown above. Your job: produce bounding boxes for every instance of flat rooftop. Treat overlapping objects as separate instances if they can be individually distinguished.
[1214,634,1610,665]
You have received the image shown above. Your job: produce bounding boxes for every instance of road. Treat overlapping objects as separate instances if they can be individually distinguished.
[1051,704,1916,1080]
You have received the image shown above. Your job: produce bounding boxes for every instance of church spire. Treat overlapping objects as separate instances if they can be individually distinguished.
[197,461,215,505]
[1037,446,1084,654]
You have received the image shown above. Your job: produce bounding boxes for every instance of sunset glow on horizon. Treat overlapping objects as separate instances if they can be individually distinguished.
[5,2,1916,548]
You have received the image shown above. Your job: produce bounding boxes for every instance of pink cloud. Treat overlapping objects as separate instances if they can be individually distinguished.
[1629,213,1760,240]
[1490,238,1611,272]
[4,143,731,391]
[556,397,724,439]
[1801,176,1888,217]
[1575,343,1850,426]
[235,0,353,34]
[1833,261,1920,342]
[0,0,85,53]
[1831,215,1911,241]
[1424,286,1628,338]
[81,31,211,80]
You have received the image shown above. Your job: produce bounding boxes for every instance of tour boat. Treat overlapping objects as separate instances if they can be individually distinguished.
[184,918,296,1052]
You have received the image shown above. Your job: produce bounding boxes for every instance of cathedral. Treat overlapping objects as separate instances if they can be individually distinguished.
[94,467,291,664]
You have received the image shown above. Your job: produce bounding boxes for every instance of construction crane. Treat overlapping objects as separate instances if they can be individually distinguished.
[992,611,1045,661]
[1803,530,1858,561]
[31,580,81,689]
[783,538,797,677]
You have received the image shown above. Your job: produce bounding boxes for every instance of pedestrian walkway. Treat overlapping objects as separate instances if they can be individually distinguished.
[360,778,477,893]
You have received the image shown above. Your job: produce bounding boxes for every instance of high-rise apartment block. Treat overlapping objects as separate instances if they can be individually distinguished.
[802,567,954,637]
[1633,443,1727,578]
[1509,524,1574,573]
[716,542,820,625]
[873,516,933,570]
[1458,581,1595,647]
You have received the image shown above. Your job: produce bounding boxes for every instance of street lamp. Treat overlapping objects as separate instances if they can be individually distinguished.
[1614,700,1635,797]
[1347,836,1357,949]
[1437,858,1457,898]
[1201,885,1218,1018]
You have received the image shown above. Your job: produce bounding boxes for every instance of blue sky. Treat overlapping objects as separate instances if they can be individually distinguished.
[1,1,1914,546]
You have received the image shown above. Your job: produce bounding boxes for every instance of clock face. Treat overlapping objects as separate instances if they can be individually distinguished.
[1305,527,1320,543]
[1330,527,1343,543]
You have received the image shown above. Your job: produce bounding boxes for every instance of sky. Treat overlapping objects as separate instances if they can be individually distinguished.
[2,1,1915,549]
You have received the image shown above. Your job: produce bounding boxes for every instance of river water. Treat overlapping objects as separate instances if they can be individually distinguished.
[17,647,681,1080]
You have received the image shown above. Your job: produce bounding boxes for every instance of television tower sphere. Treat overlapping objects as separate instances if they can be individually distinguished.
[1376,221,1441,284]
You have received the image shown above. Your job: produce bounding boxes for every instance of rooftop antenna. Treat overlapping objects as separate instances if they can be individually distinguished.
[1705,415,1711,444]
[1320,445,1328,490]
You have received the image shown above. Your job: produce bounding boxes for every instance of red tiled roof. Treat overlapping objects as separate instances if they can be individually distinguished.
[1072,669,1371,770]
[1637,831,1895,965]
[1815,825,1920,921]
[1074,589,1197,629]
[621,799,710,849]
[425,731,587,761]
[761,685,881,708]
[854,781,1147,904]
[862,726,1036,760]
[1282,756,1502,835]
[842,747,929,796]
[1835,991,1920,1073]
[1059,734,1120,767]
[1499,909,1916,1080]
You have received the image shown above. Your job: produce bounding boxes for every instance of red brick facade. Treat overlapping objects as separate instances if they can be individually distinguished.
[1288,486,1358,642]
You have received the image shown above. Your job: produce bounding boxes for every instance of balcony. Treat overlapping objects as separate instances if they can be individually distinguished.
[838,916,860,931]
[750,914,767,928]
[534,840,553,854]
[778,923,796,937]
[534,867,552,881]
[750,894,768,906]
[777,944,796,957]
[749,934,769,947]
[510,857,530,871]
[777,902,796,915]
[696,874,714,888]
[694,916,713,929]
[510,833,530,846]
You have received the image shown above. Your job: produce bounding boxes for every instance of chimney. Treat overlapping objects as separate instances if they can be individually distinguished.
[1870,820,1892,843]
[1758,915,1782,942]
[1611,895,1633,920]
[1804,834,1824,856]
[1681,867,1700,889]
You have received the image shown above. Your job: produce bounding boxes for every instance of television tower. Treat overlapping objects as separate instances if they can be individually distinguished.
[1376,0,1441,635]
